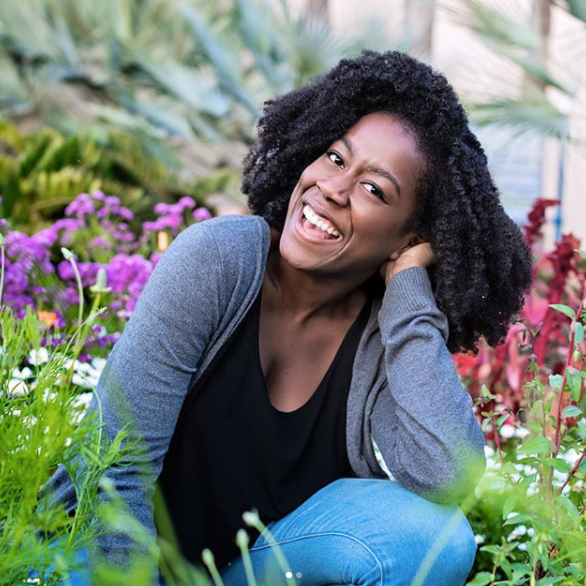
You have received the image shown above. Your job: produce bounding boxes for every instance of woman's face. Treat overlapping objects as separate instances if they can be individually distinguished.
[279,112,423,283]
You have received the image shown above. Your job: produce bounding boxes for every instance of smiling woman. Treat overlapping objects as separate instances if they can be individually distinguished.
[42,51,532,586]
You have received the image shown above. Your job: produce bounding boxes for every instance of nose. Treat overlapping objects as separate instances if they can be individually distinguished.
[316,173,350,207]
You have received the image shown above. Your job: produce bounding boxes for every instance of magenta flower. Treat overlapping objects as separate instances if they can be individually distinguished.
[193,207,213,222]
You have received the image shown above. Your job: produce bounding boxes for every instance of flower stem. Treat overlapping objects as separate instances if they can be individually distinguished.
[552,284,586,458]
[0,235,5,307]
[558,449,586,495]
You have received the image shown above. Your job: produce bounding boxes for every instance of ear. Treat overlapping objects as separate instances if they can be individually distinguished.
[388,234,425,261]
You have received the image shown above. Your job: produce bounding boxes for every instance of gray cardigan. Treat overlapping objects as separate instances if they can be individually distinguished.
[44,214,485,576]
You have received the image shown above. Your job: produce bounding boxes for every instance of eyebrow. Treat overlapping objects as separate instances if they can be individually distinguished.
[340,136,401,197]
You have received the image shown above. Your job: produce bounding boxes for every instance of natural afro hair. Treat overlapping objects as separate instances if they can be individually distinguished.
[243,50,533,354]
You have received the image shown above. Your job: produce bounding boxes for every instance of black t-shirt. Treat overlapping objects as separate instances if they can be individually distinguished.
[156,289,371,572]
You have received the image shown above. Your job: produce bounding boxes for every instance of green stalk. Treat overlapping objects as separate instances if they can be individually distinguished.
[0,234,5,307]
[242,510,296,585]
[61,248,84,357]
[235,529,258,586]
[202,549,227,586]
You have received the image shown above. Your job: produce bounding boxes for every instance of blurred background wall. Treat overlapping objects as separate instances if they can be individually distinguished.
[1,0,584,245]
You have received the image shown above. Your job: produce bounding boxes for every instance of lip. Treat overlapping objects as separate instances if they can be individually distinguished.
[294,202,342,244]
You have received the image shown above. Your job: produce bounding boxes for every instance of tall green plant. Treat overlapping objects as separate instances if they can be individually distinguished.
[0,241,136,585]
[466,249,586,585]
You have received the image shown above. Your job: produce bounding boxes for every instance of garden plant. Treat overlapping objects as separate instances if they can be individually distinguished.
[2,192,586,585]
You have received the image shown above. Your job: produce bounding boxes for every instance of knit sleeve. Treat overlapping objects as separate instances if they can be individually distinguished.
[370,266,486,504]
[43,221,226,584]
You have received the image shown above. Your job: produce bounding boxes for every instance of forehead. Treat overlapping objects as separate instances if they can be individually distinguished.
[337,112,423,177]
[342,112,418,149]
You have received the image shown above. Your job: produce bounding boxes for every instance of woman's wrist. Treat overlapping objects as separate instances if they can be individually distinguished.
[384,261,424,286]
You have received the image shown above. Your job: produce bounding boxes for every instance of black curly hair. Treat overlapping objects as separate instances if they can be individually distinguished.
[243,50,533,354]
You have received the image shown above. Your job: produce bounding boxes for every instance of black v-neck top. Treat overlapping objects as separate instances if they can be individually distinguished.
[156,290,371,571]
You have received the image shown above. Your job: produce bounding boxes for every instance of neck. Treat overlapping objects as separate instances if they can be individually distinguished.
[264,250,369,323]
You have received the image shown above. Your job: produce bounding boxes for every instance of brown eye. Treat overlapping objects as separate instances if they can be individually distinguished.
[363,182,386,201]
[327,151,344,167]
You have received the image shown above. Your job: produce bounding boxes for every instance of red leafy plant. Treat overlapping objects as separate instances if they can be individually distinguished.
[454,199,586,443]
[460,199,586,585]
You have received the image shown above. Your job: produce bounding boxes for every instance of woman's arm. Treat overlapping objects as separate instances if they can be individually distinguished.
[43,221,227,583]
[371,266,486,504]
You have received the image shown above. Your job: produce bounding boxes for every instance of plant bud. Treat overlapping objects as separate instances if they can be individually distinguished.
[242,510,260,527]
[90,268,111,294]
[61,247,74,260]
[201,548,215,567]
[236,528,249,548]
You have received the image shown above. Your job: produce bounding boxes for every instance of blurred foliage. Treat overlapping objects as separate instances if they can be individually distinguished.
[0,0,403,145]
[0,120,236,232]
[449,0,586,143]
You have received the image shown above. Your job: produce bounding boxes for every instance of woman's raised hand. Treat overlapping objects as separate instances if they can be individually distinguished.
[379,240,435,286]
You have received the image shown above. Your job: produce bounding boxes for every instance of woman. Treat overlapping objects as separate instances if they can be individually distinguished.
[46,50,532,586]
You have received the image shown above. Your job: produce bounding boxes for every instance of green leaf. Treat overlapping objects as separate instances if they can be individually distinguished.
[530,400,544,416]
[466,572,494,586]
[517,435,552,455]
[549,374,563,390]
[562,405,582,418]
[566,367,582,402]
[579,458,586,473]
[519,472,538,491]
[504,512,532,525]
[578,421,586,440]
[558,495,581,525]
[575,322,584,345]
[502,462,518,475]
[549,304,576,320]
[536,577,569,586]
[546,457,571,473]
[576,248,586,261]
[481,384,496,400]
[502,495,518,519]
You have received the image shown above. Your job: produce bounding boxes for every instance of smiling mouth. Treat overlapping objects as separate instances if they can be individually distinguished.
[301,204,341,240]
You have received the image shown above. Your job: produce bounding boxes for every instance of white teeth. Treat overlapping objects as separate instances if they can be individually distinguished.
[302,205,341,238]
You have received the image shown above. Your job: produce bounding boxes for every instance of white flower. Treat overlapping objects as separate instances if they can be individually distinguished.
[28,348,49,365]
[8,379,27,396]
[475,534,485,545]
[508,525,528,541]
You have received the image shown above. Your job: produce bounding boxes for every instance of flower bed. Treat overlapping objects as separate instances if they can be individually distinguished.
[2,193,586,585]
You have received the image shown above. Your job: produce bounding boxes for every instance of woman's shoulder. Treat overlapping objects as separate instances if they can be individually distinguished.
[179,214,270,253]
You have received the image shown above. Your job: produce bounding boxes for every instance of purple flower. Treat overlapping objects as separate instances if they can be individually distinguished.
[65,193,95,220]
[193,207,213,222]
[154,202,171,215]
[57,260,102,289]
[178,196,196,209]
[118,207,134,221]
[105,254,154,317]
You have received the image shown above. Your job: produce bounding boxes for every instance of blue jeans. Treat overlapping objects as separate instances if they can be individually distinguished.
[46,478,476,586]
[218,478,476,586]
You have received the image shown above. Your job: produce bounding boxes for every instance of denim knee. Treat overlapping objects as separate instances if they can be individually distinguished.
[406,504,477,586]
[439,514,477,581]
